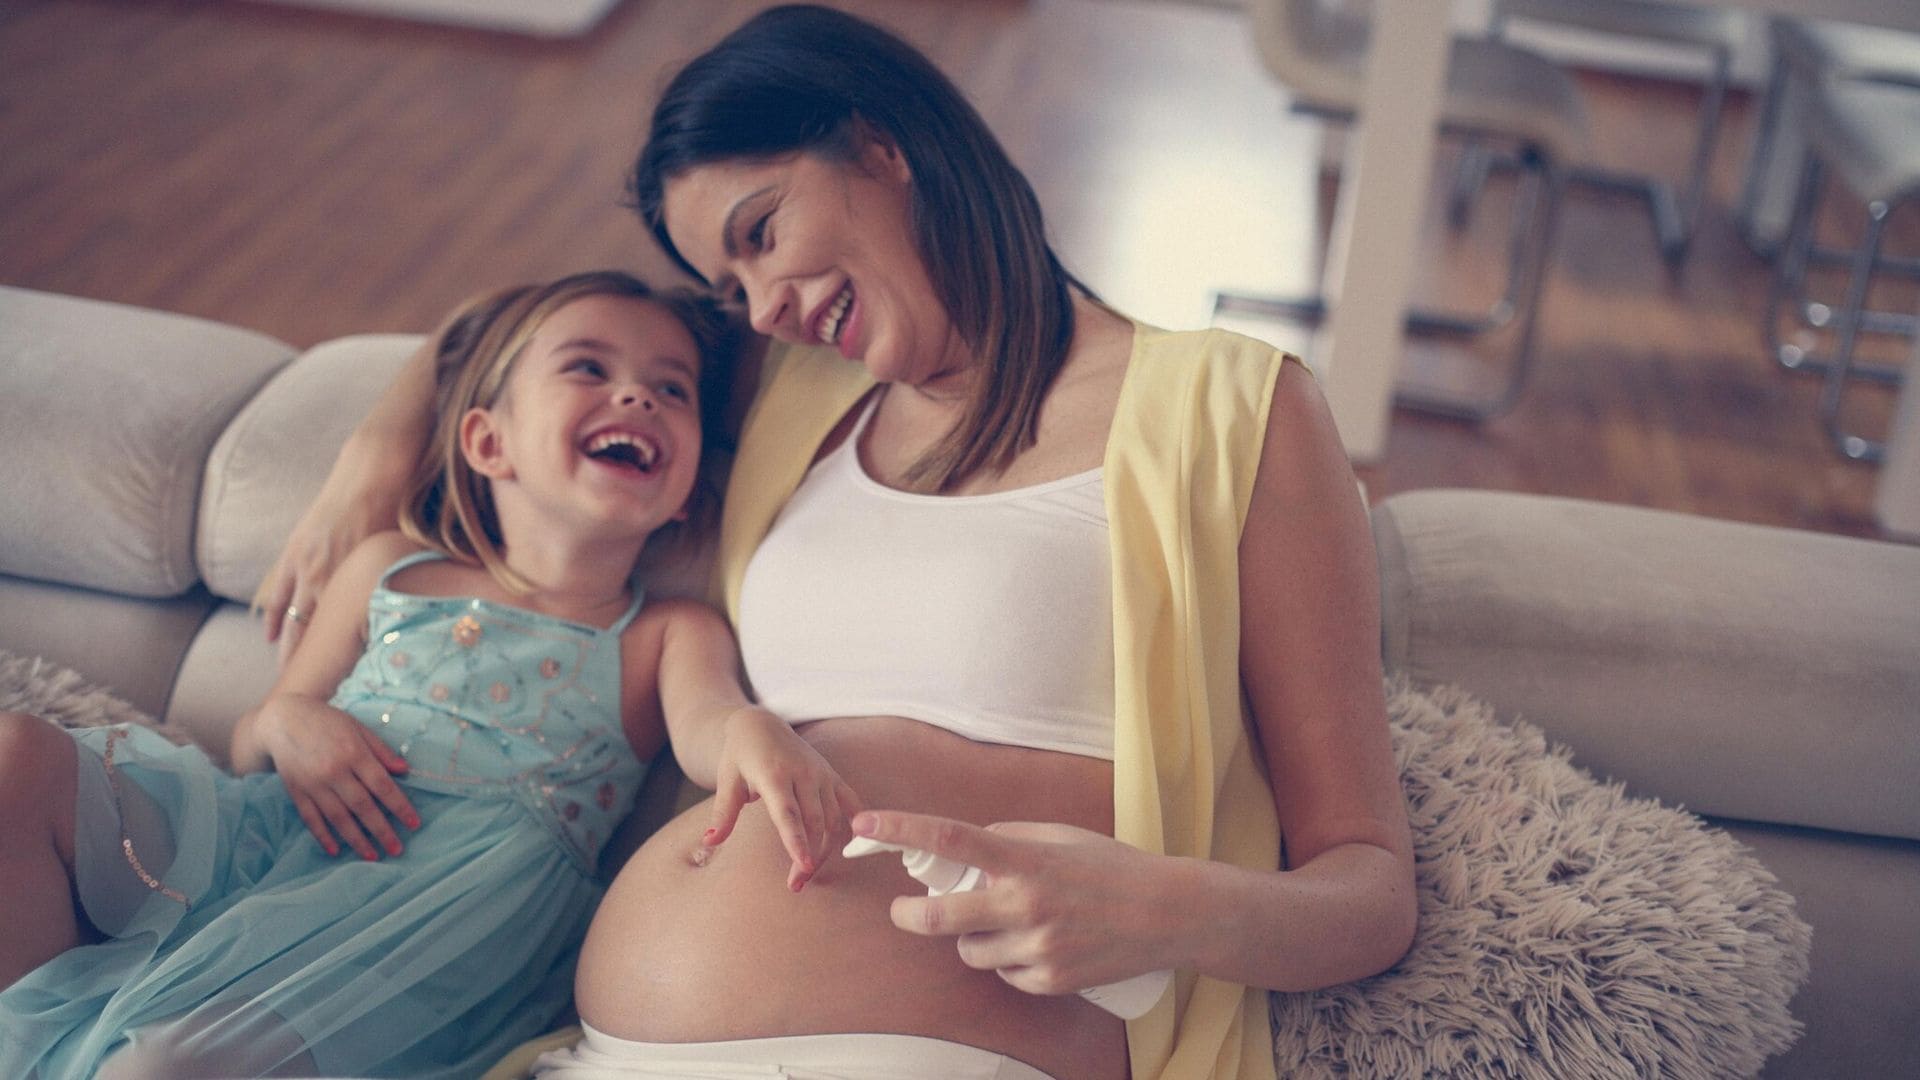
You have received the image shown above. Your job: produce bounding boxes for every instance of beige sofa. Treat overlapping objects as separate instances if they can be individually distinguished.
[2,284,1915,1077]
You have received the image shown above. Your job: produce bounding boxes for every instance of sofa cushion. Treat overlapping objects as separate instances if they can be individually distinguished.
[1372,489,1920,843]
[0,287,292,598]
[197,334,421,604]
[0,576,217,720]
[1720,820,1920,1080]
[164,604,282,763]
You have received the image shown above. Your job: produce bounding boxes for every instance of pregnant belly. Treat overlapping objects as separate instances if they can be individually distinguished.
[574,716,1128,1080]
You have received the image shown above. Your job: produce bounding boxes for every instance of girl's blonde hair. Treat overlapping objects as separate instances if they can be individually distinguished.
[399,270,741,592]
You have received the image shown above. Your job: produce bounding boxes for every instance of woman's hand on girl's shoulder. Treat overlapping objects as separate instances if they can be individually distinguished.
[258,461,417,665]
[257,330,440,666]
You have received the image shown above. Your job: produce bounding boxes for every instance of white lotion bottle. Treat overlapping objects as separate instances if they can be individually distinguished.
[843,836,1172,1019]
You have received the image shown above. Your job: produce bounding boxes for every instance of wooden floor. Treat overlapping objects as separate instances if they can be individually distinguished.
[2,0,1913,541]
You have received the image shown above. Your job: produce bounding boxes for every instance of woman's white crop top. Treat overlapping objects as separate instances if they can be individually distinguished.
[737,395,1117,760]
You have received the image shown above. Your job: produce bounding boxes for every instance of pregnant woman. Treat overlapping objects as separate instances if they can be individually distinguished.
[267,8,1416,1079]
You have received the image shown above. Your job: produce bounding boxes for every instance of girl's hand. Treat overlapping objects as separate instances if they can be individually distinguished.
[704,707,864,891]
[256,692,421,861]
[851,810,1177,999]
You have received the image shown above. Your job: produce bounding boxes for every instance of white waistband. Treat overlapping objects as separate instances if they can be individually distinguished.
[530,1023,1059,1080]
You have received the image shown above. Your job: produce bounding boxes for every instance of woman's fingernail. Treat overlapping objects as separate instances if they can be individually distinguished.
[703,828,717,843]
[850,814,876,836]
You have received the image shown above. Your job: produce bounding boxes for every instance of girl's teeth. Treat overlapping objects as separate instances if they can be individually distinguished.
[585,432,657,469]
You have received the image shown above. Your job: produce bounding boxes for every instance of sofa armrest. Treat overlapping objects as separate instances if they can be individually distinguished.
[1371,489,1920,842]
[0,286,291,598]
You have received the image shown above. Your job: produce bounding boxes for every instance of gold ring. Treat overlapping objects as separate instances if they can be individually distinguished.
[285,605,309,625]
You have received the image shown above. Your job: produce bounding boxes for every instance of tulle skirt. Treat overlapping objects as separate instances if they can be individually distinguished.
[0,723,601,1079]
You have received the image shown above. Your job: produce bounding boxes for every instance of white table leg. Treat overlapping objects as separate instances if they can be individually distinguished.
[1317,0,1455,462]
[1874,329,1920,539]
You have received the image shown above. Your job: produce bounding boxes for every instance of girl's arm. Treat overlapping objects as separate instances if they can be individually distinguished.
[254,335,438,663]
[858,362,1416,996]
[234,530,423,861]
[647,599,863,890]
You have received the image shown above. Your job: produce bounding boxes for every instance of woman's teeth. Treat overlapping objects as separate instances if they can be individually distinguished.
[819,286,853,345]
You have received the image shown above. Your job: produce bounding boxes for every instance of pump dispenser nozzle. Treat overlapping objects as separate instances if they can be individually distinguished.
[842,835,1171,1019]
[843,836,982,894]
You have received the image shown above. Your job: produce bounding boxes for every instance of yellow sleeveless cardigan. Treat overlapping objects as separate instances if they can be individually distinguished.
[712,325,1287,1080]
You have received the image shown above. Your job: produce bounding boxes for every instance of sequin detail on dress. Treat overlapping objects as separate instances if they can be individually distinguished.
[100,727,189,907]
[330,555,647,874]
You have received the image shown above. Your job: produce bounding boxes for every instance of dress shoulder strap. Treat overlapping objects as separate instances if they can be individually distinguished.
[378,548,447,588]
[608,582,648,634]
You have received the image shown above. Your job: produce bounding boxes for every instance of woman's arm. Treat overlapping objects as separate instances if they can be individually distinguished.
[254,334,438,663]
[1088,361,1415,990]
[862,362,1415,995]
[1199,358,1418,986]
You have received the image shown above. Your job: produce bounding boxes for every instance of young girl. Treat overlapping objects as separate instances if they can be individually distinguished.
[0,270,859,1078]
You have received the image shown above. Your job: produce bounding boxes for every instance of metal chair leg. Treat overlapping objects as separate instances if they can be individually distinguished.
[1215,148,1563,422]
[1661,43,1732,265]
[1767,152,1828,373]
[1447,21,1726,266]
[1765,154,1914,383]
[1217,131,1534,339]
[1821,199,1895,463]
[1396,155,1563,422]
[1445,10,1512,231]
[1447,142,1496,229]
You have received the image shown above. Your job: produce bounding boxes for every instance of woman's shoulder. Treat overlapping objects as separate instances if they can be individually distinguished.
[1131,322,1303,374]
[1118,322,1300,429]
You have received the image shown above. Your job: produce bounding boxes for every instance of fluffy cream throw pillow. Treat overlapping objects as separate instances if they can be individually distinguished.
[1270,681,1812,1078]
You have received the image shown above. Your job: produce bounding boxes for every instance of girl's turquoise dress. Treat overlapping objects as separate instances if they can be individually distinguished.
[0,551,650,1079]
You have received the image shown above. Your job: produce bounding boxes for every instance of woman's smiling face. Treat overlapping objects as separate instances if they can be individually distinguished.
[660,142,972,393]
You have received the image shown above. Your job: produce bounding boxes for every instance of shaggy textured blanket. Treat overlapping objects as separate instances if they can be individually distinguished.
[0,652,185,742]
[1271,681,1812,1079]
[0,653,1810,1078]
